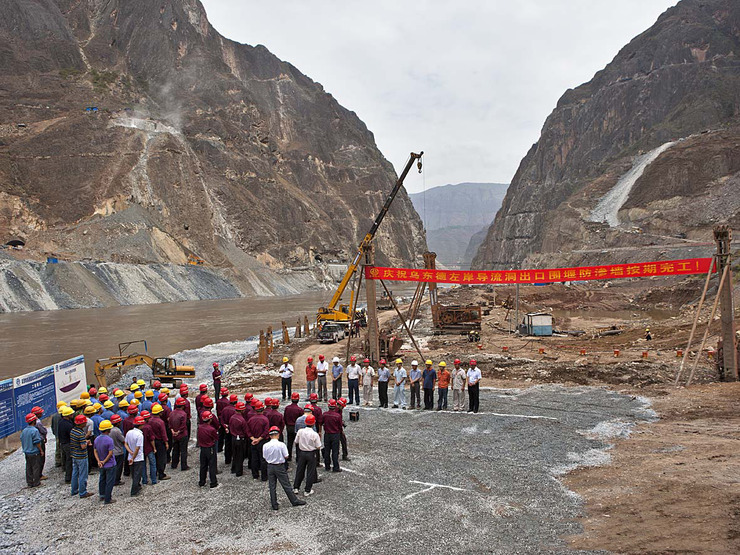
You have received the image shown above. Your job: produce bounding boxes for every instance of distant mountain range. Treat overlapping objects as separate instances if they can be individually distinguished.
[409,182,508,268]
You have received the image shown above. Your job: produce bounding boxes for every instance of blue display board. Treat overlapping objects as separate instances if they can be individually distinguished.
[0,379,16,439]
[14,366,56,432]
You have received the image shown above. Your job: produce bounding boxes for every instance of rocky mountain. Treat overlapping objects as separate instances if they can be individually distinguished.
[473,0,740,270]
[0,0,427,310]
[409,182,507,268]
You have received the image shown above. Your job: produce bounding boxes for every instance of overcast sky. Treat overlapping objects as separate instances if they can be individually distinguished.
[201,0,678,194]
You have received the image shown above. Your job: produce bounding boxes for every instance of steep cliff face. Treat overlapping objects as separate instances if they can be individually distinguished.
[0,0,426,284]
[473,0,740,270]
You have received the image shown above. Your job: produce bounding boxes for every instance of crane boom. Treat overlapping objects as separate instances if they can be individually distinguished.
[318,151,423,324]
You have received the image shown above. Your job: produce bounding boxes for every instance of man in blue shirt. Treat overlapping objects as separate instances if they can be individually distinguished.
[408,361,422,410]
[377,359,390,408]
[331,357,344,400]
[422,360,437,410]
[21,413,44,488]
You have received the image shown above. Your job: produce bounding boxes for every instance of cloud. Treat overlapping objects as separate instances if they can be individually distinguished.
[201,0,678,192]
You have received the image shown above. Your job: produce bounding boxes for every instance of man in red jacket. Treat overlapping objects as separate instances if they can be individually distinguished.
[215,387,229,453]
[220,394,238,465]
[198,410,219,488]
[159,392,173,463]
[305,357,318,398]
[178,385,192,438]
[169,397,189,471]
[195,384,208,413]
[247,402,270,481]
[283,393,302,463]
[265,398,285,439]
[149,403,170,481]
[212,362,222,393]
[322,400,343,472]
[229,402,248,477]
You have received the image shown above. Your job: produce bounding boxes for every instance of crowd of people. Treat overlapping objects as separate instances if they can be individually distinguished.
[19,355,484,509]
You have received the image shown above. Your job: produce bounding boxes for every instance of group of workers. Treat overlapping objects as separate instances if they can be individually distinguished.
[282,355,483,413]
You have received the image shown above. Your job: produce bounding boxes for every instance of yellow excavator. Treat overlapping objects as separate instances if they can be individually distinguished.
[317,151,423,326]
[94,340,195,388]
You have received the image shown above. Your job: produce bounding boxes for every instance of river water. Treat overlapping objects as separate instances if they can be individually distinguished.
[0,291,335,381]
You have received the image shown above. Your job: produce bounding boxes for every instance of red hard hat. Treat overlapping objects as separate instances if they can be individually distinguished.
[309,393,318,401]
[470,359,477,365]
[454,359,461,365]
[134,416,145,425]
[305,414,316,426]
[110,414,122,424]
[328,399,337,408]
[31,406,44,416]
[379,359,386,365]
[235,401,246,411]
[245,392,254,400]
[268,426,280,434]
[99,394,109,402]
[250,398,259,406]
[220,387,229,396]
[199,384,208,392]
[364,358,370,364]
[74,414,87,425]
[307,357,313,362]
[254,401,264,410]
[212,362,219,368]
[291,392,299,400]
[128,405,139,414]
[303,404,313,412]
[202,410,213,421]
[158,392,168,402]
[175,397,187,407]
[140,410,151,419]
[180,384,188,392]
[229,394,238,403]
[89,387,97,396]
[203,397,214,408]
[318,355,325,360]
[350,356,356,362]
[25,413,37,424]
[339,397,347,404]
[152,380,162,388]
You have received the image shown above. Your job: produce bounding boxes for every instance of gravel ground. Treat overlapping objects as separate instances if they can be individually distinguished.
[0,384,654,554]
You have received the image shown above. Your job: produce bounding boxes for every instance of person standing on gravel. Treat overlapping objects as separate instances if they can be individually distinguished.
[280,357,295,401]
[305,357,317,397]
[94,420,116,504]
[21,413,44,488]
[316,354,329,401]
[360,358,375,406]
[263,426,306,511]
[422,360,437,411]
[52,401,66,468]
[322,399,342,472]
[393,359,407,409]
[229,402,248,477]
[212,362,222,394]
[346,356,362,406]
[150,404,170,481]
[248,402,270,481]
[197,410,219,488]
[70,414,92,498]
[331,357,344,400]
[170,397,190,471]
[283,392,302,462]
[125,416,145,496]
[408,361,421,409]
[109,414,126,486]
[436,361,451,411]
[58,407,75,483]
[466,359,481,413]
[293,414,320,496]
[377,359,390,408]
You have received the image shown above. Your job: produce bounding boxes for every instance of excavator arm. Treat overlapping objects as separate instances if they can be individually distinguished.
[318,151,423,324]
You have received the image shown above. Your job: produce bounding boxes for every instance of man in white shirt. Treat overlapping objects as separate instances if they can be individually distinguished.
[293,415,321,496]
[279,357,294,401]
[393,359,407,409]
[345,356,362,406]
[466,359,482,413]
[316,355,329,402]
[360,359,375,406]
[263,427,307,510]
[125,416,145,496]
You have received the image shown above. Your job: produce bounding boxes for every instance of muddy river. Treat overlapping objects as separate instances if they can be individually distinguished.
[0,291,337,381]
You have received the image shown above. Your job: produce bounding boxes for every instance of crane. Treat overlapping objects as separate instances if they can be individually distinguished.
[317,151,423,326]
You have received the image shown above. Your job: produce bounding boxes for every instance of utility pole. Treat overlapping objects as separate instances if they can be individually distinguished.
[363,243,380,364]
[714,225,737,381]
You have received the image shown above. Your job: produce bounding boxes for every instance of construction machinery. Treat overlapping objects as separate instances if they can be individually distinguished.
[317,151,423,326]
[187,254,205,266]
[94,340,195,388]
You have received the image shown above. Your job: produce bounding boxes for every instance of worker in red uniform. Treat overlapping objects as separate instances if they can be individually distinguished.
[337,398,350,461]
[169,397,189,471]
[139,410,157,485]
[229,402,248,477]
[123,401,138,486]
[198,410,219,488]
[247,401,270,481]
[195,384,208,413]
[179,385,192,438]
[283,392,302,462]
[212,362,222,393]
[149,403,170,481]
[322,399,342,472]
[220,394,238,465]
[308,393,324,468]
[265,398,285,439]
[158,392,173,463]
[216,387,229,453]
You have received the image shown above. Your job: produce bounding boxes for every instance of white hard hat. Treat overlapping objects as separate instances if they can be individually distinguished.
[332,357,340,363]
[411,360,418,366]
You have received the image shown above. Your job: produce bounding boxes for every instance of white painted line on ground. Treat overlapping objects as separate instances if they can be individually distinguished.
[340,467,367,477]
[404,480,470,500]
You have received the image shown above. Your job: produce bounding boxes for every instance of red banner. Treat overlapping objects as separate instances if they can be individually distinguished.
[364,258,714,285]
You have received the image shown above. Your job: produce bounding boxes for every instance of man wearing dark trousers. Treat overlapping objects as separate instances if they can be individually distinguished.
[215,388,229,452]
[20,413,44,488]
[220,394,237,465]
[322,400,342,472]
[293,414,321,496]
[57,407,75,483]
[467,359,482,413]
[263,427,306,510]
[283,393,302,462]
[247,402,270,481]
[169,398,190,470]
[377,360,390,408]
[229,402,248,476]
[150,404,170,481]
[125,416,146,496]
[422,360,437,411]
[337,398,351,461]
[197,410,219,488]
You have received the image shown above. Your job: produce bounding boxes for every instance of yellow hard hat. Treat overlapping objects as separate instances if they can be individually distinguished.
[130,384,139,391]
[131,399,140,406]
[439,361,447,367]
[99,420,113,432]
[283,356,289,363]
[425,360,433,366]
[395,359,403,364]
[161,387,170,395]
[56,400,67,408]
[98,387,108,394]
[136,379,146,387]
[145,390,154,398]
[61,407,74,417]
[134,390,143,399]
[85,400,92,406]
[151,404,163,415]
[118,399,130,408]
[103,400,114,409]
[80,391,90,399]
[93,403,102,411]
[84,406,95,415]
[114,389,125,398]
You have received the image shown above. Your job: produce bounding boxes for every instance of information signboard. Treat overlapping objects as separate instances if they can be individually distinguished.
[54,355,86,403]
[0,379,16,439]
[14,366,56,432]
